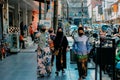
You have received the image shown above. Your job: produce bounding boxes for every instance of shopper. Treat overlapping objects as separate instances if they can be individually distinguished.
[114,26,120,37]
[72,27,91,80]
[54,27,68,76]
[48,27,56,66]
[19,34,26,49]
[37,25,52,77]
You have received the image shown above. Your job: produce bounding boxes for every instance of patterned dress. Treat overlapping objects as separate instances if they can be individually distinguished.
[37,32,52,77]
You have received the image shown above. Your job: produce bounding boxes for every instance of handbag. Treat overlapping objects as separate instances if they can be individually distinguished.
[54,49,59,55]
[54,36,64,56]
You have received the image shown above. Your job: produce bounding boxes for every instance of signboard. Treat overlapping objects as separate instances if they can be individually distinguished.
[39,20,51,29]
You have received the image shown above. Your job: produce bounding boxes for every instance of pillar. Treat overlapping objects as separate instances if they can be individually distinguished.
[53,0,58,33]
[22,6,28,37]
[28,10,32,25]
[14,3,20,27]
[3,0,9,34]
[23,6,28,26]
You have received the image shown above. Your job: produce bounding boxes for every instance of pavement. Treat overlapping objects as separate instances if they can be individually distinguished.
[0,36,112,80]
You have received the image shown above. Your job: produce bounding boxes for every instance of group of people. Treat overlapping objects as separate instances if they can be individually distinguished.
[36,25,68,77]
[34,23,93,80]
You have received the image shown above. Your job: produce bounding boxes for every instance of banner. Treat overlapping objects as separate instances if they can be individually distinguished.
[112,3,118,12]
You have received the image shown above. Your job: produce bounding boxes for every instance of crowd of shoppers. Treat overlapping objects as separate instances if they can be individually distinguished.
[34,23,93,80]
[35,24,69,77]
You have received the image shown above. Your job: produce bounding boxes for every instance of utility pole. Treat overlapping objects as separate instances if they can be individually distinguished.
[44,0,47,19]
[39,2,41,20]
[53,0,58,33]
[81,1,83,26]
[67,1,69,21]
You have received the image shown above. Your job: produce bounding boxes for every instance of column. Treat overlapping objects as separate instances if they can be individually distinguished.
[3,0,9,34]
[53,0,58,33]
[23,6,28,26]
[22,6,28,37]
[14,3,20,27]
[28,10,32,25]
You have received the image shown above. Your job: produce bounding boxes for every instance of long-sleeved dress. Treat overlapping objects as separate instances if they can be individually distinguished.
[37,32,52,77]
[54,35,68,71]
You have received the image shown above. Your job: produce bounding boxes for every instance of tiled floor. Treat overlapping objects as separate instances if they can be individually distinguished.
[0,45,111,80]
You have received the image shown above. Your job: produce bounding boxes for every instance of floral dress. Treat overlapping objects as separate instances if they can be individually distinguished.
[37,32,52,77]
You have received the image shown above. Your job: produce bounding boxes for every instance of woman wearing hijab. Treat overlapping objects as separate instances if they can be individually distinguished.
[72,27,91,80]
[54,27,68,76]
[48,27,56,66]
[37,25,51,77]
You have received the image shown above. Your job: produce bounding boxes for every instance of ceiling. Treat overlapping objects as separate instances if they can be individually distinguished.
[8,0,39,10]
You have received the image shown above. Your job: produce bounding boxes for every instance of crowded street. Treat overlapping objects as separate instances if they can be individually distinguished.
[0,41,111,80]
[0,0,120,80]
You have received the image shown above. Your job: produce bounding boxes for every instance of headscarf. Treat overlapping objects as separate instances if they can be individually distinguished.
[54,27,64,48]
[78,27,84,36]
[56,27,64,38]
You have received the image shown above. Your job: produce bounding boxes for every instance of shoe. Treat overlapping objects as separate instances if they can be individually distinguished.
[55,71,59,76]
[35,49,37,52]
[82,76,86,79]
[62,69,65,74]
[51,63,53,66]
[47,72,51,77]
[22,47,26,49]
[40,74,44,78]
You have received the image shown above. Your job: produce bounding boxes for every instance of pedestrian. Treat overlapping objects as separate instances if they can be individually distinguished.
[37,25,52,77]
[99,25,107,45]
[20,21,24,35]
[29,23,34,41]
[48,27,56,66]
[54,27,68,76]
[72,27,91,80]
[19,34,26,49]
[114,26,120,37]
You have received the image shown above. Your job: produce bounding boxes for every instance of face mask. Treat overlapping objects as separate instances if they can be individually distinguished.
[57,32,63,36]
[48,30,53,33]
[41,29,46,32]
[78,33,83,36]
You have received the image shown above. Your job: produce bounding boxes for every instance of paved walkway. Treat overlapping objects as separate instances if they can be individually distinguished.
[0,44,111,80]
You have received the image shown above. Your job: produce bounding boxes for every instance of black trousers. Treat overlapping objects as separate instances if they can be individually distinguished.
[30,34,34,41]
[77,58,88,78]
[20,40,25,48]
